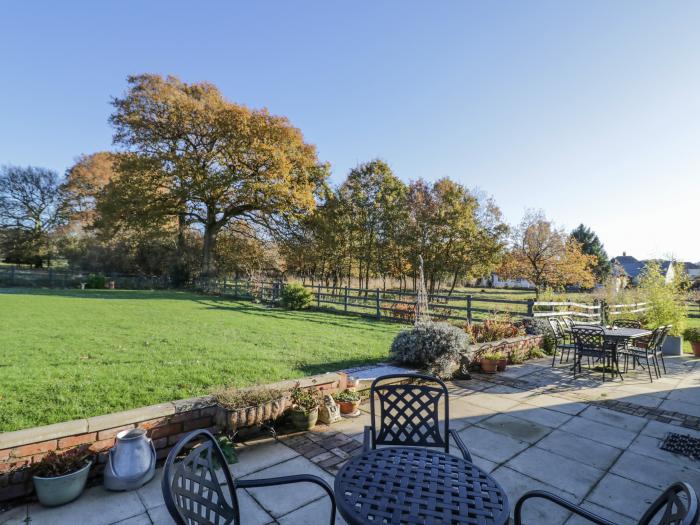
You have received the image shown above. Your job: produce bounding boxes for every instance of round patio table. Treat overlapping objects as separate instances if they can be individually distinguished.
[334,446,510,525]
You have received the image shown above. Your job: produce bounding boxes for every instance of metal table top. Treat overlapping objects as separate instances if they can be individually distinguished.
[334,446,510,525]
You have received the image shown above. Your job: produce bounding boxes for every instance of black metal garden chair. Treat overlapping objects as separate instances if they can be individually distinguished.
[612,318,643,329]
[572,326,623,381]
[623,324,671,381]
[363,373,472,461]
[514,481,699,525]
[161,429,336,525]
[549,317,576,366]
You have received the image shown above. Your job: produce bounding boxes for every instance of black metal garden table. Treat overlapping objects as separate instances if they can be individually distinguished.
[334,446,510,525]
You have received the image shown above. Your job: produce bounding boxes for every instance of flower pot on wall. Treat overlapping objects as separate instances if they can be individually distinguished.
[661,336,683,356]
[496,358,508,372]
[33,461,92,507]
[219,396,290,433]
[290,407,318,431]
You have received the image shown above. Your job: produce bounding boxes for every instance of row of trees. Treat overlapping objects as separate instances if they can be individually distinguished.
[0,73,603,293]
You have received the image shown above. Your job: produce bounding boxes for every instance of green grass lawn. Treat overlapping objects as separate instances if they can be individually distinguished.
[0,289,403,432]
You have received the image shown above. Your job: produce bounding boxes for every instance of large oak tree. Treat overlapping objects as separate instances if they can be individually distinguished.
[109,74,326,275]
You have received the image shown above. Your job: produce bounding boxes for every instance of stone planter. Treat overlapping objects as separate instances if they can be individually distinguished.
[661,336,683,356]
[217,396,290,433]
[290,407,318,431]
[33,461,92,507]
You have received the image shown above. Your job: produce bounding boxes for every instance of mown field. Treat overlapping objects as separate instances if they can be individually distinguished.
[0,289,403,432]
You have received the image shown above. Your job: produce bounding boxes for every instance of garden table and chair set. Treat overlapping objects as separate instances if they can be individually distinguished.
[158,373,698,525]
[548,316,671,382]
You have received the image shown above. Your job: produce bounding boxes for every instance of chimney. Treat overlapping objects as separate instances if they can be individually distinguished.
[623,251,626,257]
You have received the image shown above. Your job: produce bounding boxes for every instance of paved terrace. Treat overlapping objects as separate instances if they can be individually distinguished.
[3,356,700,525]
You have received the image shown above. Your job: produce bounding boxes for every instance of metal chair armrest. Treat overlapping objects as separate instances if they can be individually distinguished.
[238,474,336,525]
[448,429,472,462]
[363,425,372,453]
[514,490,616,525]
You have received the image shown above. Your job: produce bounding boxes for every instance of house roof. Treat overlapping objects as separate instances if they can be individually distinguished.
[610,256,672,279]
[684,261,700,270]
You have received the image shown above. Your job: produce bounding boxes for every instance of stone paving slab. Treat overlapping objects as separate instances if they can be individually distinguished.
[5,355,700,524]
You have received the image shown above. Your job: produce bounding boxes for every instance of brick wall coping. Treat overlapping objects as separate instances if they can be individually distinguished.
[469,334,542,354]
[0,372,340,450]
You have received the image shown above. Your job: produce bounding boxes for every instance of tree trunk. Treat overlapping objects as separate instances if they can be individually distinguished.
[202,226,217,277]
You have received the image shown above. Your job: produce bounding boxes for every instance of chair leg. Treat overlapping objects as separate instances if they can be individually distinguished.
[646,355,654,383]
[551,348,558,367]
[659,353,667,374]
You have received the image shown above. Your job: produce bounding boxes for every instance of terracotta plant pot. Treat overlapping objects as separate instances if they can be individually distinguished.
[497,358,508,372]
[692,341,700,358]
[290,407,318,431]
[338,400,360,414]
[480,359,499,374]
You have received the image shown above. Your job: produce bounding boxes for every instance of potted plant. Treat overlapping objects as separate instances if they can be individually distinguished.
[480,353,502,374]
[214,387,290,433]
[289,383,320,430]
[684,328,700,357]
[334,389,361,414]
[31,448,93,507]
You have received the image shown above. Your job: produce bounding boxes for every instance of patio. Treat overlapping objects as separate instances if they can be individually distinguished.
[3,355,700,525]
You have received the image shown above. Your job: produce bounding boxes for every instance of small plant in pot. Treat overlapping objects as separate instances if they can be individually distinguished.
[684,328,700,357]
[31,447,93,507]
[289,383,321,430]
[334,389,361,415]
[480,352,503,374]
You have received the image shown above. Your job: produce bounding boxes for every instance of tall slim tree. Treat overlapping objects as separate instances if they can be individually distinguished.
[109,74,326,276]
[570,224,611,281]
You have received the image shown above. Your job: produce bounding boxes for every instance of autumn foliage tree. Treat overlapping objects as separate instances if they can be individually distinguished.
[501,210,596,294]
[108,74,327,276]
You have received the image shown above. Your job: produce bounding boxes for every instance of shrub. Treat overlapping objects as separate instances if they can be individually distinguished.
[481,352,504,361]
[291,382,320,413]
[86,273,106,289]
[684,328,700,343]
[31,447,92,478]
[390,321,469,378]
[465,317,524,343]
[280,283,312,310]
[638,261,688,336]
[526,318,556,355]
[387,302,415,322]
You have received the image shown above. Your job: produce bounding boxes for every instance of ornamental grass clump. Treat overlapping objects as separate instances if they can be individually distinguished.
[389,321,469,378]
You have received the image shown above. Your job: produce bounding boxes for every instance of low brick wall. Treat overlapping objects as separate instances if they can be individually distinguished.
[469,334,544,363]
[0,373,341,503]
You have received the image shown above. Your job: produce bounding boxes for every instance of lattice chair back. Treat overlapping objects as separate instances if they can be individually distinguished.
[369,373,449,453]
[561,317,574,331]
[162,430,240,525]
[572,326,605,354]
[637,481,698,525]
[548,317,564,340]
[613,318,642,329]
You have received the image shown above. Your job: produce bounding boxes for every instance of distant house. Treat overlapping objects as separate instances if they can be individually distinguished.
[684,262,700,281]
[610,253,675,287]
[478,273,535,289]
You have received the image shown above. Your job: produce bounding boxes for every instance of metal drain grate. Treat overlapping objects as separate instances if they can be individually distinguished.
[661,432,700,461]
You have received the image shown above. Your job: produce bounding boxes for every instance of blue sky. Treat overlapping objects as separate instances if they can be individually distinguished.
[1,1,699,261]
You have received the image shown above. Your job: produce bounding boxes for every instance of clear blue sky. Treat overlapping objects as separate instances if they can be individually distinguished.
[1,1,699,261]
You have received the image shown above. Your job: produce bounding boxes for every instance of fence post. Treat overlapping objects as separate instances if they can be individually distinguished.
[48,268,53,288]
[10,265,15,286]
[234,279,239,298]
[223,277,227,295]
[527,298,535,317]
[317,285,321,308]
[599,300,607,326]
[375,288,381,319]
[344,286,349,312]
[466,295,473,324]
